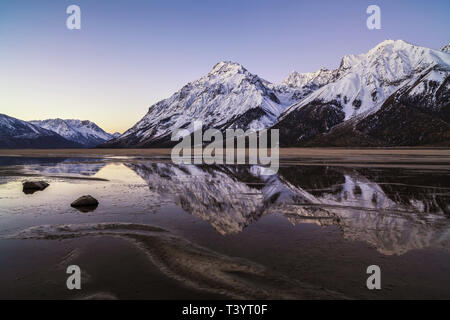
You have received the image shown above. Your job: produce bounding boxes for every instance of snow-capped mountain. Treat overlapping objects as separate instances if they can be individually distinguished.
[30,119,116,147]
[275,40,450,146]
[283,40,450,121]
[0,114,81,148]
[101,61,303,148]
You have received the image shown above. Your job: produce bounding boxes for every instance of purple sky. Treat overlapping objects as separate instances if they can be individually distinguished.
[1,0,449,133]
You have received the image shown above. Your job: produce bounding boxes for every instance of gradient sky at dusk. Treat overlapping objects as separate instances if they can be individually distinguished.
[1,0,449,133]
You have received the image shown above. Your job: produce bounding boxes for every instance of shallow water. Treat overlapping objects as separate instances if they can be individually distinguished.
[0,156,450,299]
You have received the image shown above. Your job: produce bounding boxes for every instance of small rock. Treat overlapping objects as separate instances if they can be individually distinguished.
[22,181,49,194]
[70,195,98,208]
[71,195,99,212]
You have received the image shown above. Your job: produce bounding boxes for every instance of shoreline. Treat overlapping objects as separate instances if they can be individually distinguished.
[1,147,450,157]
[1,148,450,170]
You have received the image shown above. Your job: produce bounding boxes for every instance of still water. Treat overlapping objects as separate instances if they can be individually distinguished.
[0,156,449,299]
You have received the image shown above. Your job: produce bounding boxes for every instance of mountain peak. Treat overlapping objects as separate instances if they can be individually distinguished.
[371,39,411,50]
[103,60,295,147]
[336,39,449,75]
[282,67,332,88]
[280,38,450,137]
[365,39,418,58]
[209,61,247,76]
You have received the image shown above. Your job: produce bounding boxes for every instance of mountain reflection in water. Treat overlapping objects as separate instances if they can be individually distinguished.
[2,156,450,299]
[126,162,450,256]
[1,157,449,257]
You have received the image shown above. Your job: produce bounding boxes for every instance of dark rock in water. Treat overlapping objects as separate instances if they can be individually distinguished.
[22,181,49,194]
[71,195,99,212]
[23,181,49,190]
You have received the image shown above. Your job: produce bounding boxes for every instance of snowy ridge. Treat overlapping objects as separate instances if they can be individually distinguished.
[281,40,450,121]
[30,118,115,147]
[0,113,53,139]
[282,68,333,89]
[0,114,80,148]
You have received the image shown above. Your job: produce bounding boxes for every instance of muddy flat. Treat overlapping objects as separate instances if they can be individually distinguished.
[1,148,450,167]
[0,150,449,299]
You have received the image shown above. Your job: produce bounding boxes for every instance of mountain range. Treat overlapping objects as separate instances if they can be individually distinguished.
[103,40,450,148]
[0,114,117,148]
[2,40,449,148]
[30,119,119,147]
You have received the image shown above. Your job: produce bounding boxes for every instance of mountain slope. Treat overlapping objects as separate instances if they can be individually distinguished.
[101,61,304,148]
[275,40,450,146]
[0,114,81,148]
[304,64,450,146]
[30,119,115,147]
